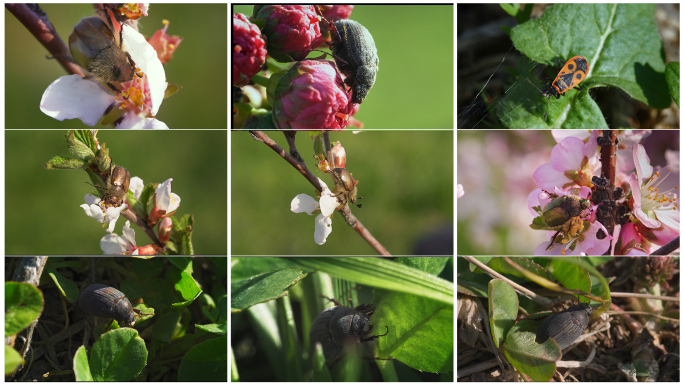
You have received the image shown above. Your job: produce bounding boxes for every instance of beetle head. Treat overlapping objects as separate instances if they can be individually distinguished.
[350,312,372,338]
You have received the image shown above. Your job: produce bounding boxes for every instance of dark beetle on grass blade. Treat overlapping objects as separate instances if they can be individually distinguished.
[309,298,388,364]
[536,302,592,350]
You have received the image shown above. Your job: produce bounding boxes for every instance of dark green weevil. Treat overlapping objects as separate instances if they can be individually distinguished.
[315,6,379,104]
[539,188,592,249]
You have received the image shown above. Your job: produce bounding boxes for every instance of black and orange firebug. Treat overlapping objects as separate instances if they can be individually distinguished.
[527,56,589,120]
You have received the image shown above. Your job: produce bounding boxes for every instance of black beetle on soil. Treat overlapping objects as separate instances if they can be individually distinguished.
[309,297,388,364]
[79,284,141,327]
[535,302,592,350]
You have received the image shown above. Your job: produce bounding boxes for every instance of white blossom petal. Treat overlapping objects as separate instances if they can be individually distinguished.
[291,194,318,215]
[40,75,115,126]
[314,214,333,244]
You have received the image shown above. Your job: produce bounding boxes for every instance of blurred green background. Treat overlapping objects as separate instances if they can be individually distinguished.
[232,5,454,130]
[6,4,227,129]
[231,131,453,255]
[7,130,227,254]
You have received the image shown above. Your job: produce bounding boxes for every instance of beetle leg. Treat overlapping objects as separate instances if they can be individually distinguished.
[355,303,374,313]
[362,326,389,341]
[319,295,343,307]
[542,190,560,200]
[547,229,563,250]
[330,190,347,204]
[346,297,355,308]
[106,82,122,94]
[104,318,115,332]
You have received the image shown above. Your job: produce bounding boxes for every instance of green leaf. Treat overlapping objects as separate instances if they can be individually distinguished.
[72,345,93,381]
[44,156,87,170]
[498,57,607,128]
[5,344,23,376]
[487,257,552,281]
[374,291,453,373]
[506,4,668,126]
[231,268,307,312]
[90,328,147,381]
[177,336,228,381]
[547,259,592,300]
[488,279,518,347]
[503,331,561,381]
[5,282,44,337]
[286,257,453,305]
[499,3,533,25]
[456,257,491,298]
[665,61,679,107]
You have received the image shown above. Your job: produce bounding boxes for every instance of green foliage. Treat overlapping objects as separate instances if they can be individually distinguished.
[665,61,680,107]
[8,257,226,381]
[458,257,612,380]
[231,257,454,380]
[502,4,668,127]
[88,328,148,381]
[5,282,44,338]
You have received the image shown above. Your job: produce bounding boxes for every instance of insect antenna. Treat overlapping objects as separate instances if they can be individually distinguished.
[526,78,545,94]
[526,79,551,120]
[85,182,106,191]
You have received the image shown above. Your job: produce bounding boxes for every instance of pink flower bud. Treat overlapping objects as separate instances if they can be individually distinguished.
[233,13,267,86]
[158,217,172,245]
[272,60,352,130]
[254,5,323,61]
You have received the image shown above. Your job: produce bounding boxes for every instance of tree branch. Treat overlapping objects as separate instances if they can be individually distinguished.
[249,130,391,255]
[650,236,680,255]
[7,4,83,77]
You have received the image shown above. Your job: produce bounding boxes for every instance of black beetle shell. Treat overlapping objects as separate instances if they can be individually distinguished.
[536,303,592,350]
[309,306,373,363]
[329,19,379,103]
[79,284,136,326]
